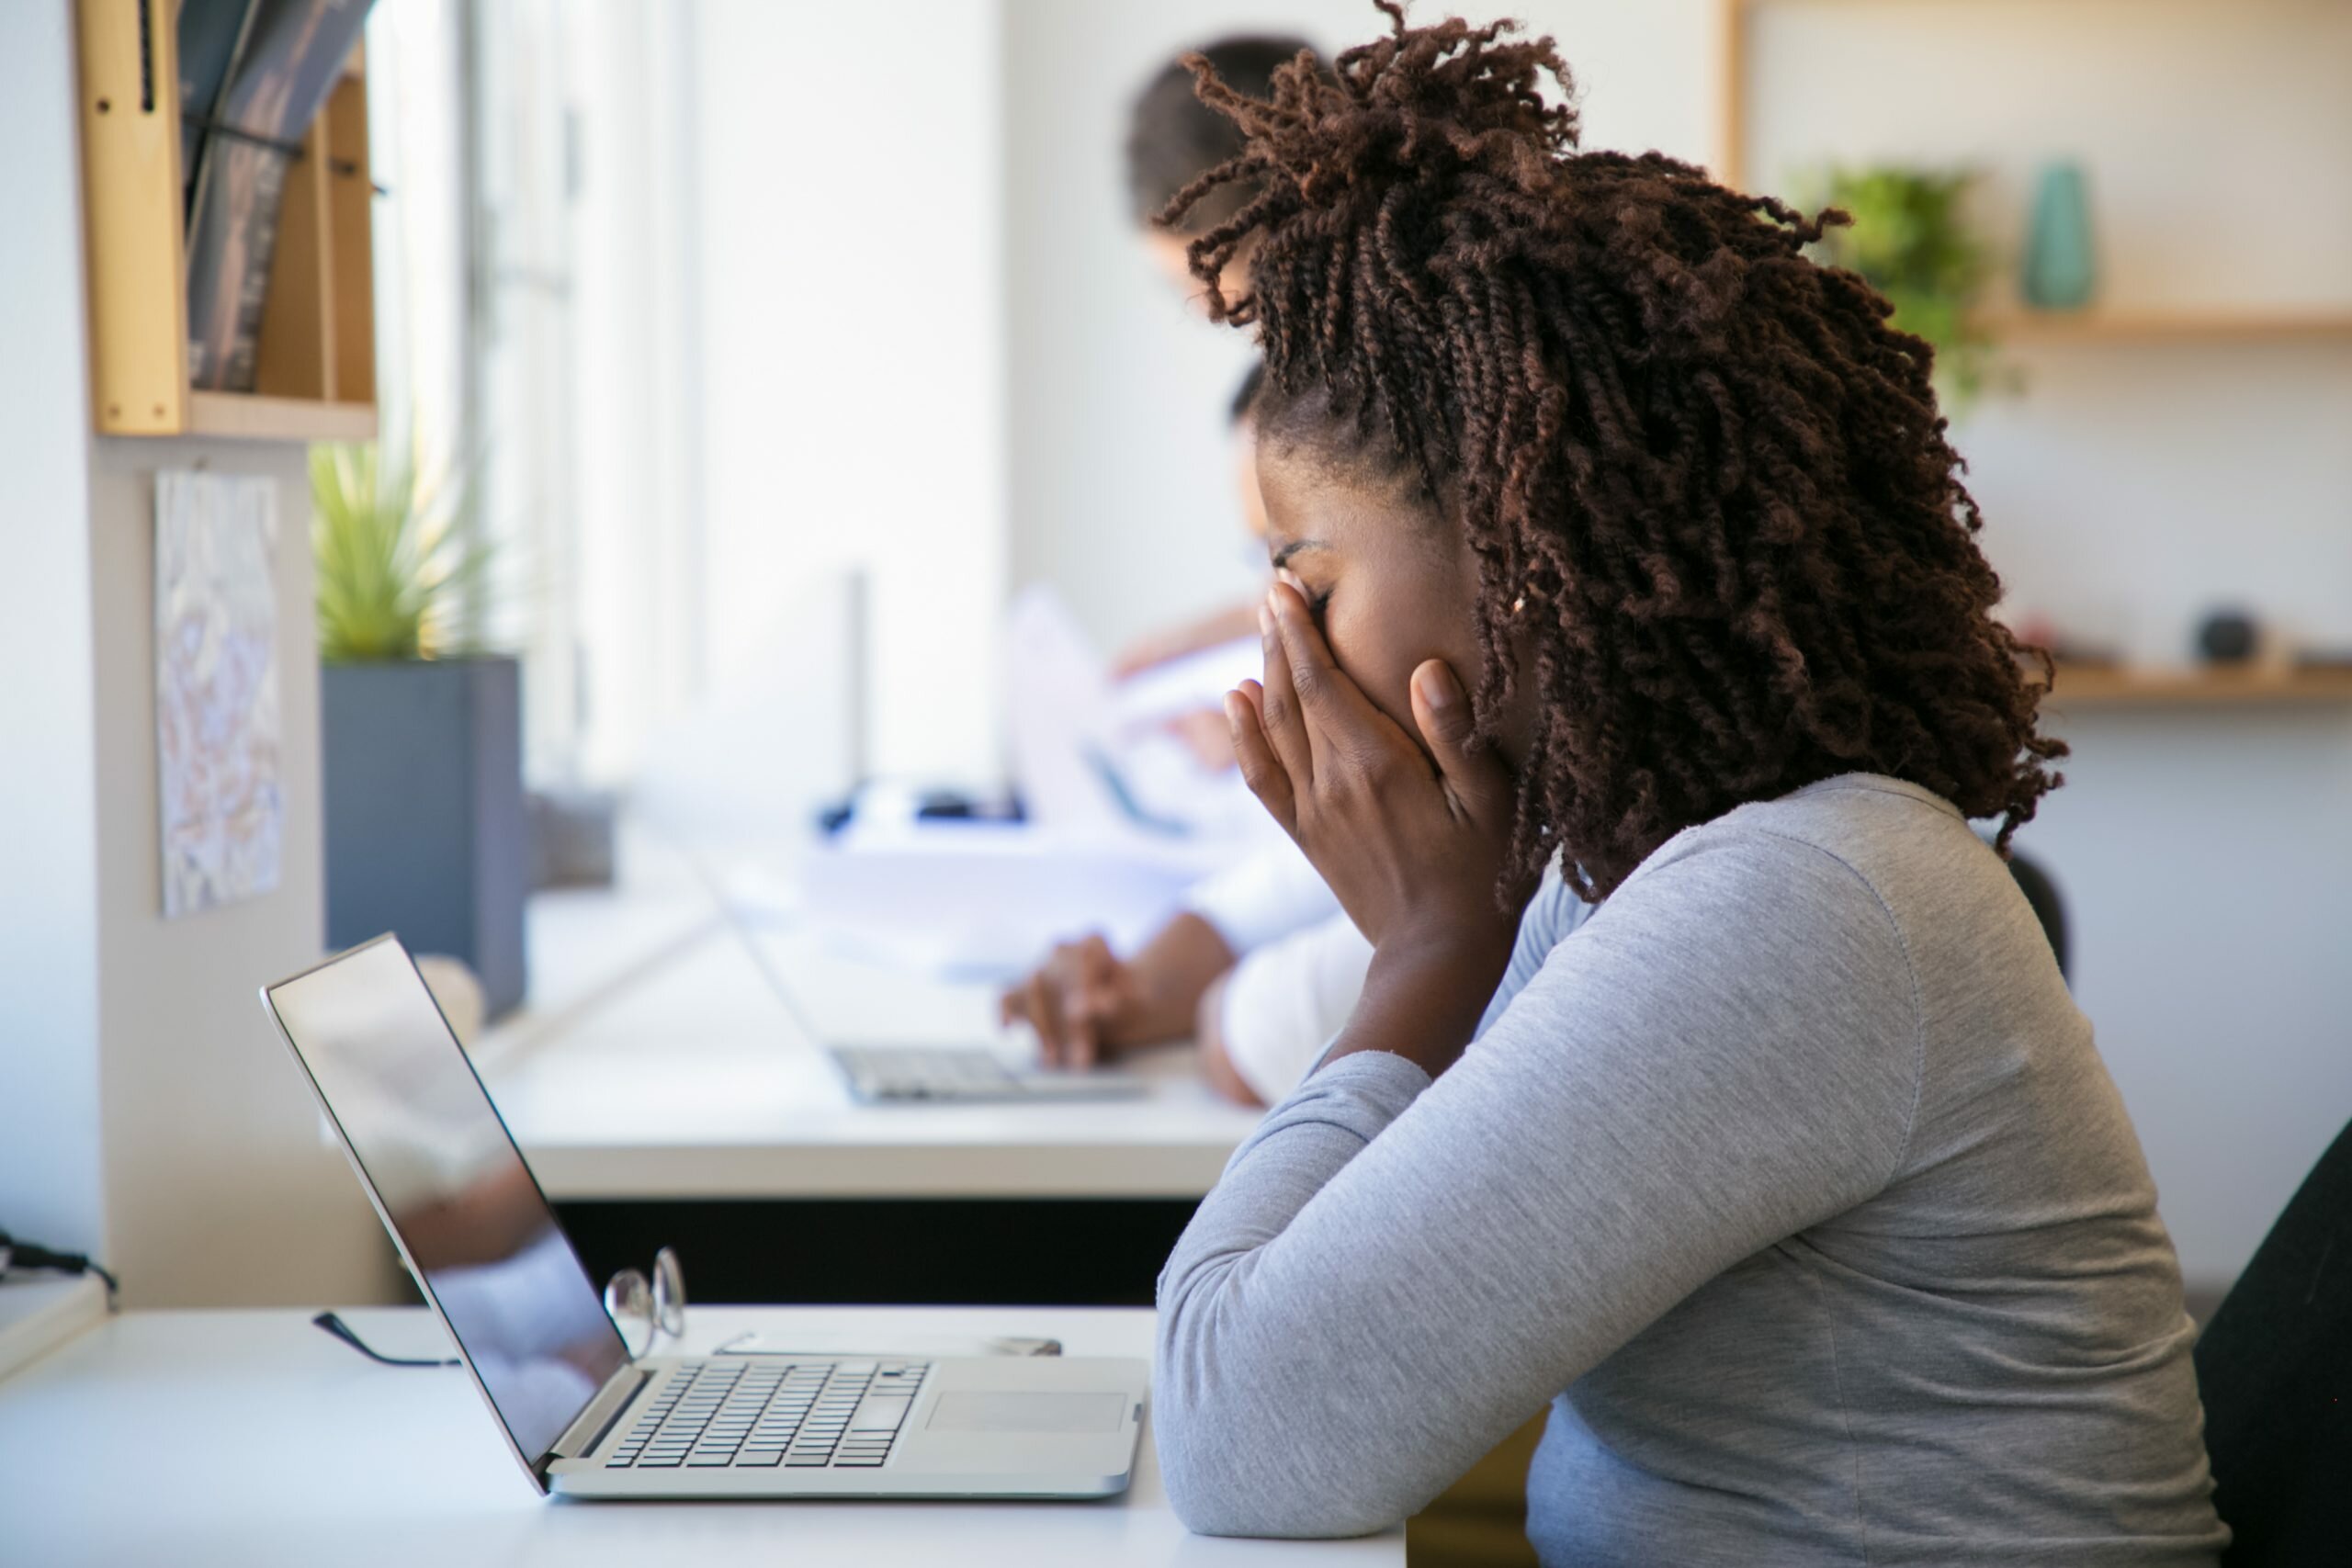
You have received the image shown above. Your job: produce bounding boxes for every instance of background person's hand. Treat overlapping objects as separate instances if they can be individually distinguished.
[1162,706,1238,772]
[1226,581,1527,958]
[998,911,1240,1071]
[999,933,1138,1067]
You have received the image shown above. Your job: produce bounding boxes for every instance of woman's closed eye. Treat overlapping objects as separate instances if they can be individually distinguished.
[1275,569,1334,624]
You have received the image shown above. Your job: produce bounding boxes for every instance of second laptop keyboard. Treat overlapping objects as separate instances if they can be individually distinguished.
[606,1359,928,1469]
[831,1044,1023,1101]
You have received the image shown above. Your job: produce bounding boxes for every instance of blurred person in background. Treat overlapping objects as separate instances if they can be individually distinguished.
[1112,35,1314,683]
[1003,34,1374,1108]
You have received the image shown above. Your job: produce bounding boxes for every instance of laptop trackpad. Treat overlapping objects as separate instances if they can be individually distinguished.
[925,1392,1126,1435]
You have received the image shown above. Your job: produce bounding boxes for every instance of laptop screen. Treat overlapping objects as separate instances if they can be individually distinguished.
[266,937,630,1467]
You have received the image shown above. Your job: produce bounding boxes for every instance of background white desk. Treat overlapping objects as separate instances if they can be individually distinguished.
[468,828,1264,1304]
[0,1303,1400,1566]
[481,923,1263,1202]
[478,828,1264,1202]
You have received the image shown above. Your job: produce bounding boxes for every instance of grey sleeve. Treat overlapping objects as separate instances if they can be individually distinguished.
[1473,862,1590,1040]
[1152,829,1923,1538]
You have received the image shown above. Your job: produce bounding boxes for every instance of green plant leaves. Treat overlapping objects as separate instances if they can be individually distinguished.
[310,440,491,662]
[1804,164,2004,414]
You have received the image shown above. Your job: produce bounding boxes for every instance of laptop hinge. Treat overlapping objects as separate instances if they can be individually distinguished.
[550,1366,651,1462]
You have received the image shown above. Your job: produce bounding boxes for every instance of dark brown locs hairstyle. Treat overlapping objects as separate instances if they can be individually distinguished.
[1163,3,2066,901]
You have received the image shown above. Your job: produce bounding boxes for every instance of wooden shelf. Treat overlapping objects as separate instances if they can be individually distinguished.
[186,392,377,444]
[2037,664,2352,710]
[1985,309,2352,346]
[75,1,377,442]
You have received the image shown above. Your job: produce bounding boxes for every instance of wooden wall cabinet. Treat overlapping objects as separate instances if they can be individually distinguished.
[75,0,377,442]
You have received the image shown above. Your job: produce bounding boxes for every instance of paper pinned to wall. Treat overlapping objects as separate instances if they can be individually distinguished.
[156,469,284,919]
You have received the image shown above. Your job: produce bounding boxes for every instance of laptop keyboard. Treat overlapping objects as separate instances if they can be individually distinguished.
[832,1044,1020,1101]
[605,1359,928,1470]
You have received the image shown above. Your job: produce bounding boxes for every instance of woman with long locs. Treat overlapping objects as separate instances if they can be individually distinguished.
[1147,6,2227,1562]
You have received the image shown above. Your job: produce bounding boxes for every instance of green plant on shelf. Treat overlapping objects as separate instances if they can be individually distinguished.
[311,439,492,662]
[1804,164,2007,414]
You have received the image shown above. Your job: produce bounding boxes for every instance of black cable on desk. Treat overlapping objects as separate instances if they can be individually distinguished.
[311,1310,461,1368]
[0,1228,121,1311]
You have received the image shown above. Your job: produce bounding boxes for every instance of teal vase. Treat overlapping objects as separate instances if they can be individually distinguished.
[2023,162,2097,310]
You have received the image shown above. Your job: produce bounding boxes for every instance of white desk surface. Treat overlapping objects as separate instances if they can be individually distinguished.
[0,1303,1399,1567]
[476,830,1265,1201]
[0,1274,106,1383]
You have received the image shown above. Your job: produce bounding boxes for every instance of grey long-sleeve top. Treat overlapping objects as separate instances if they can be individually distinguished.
[1154,774,2226,1565]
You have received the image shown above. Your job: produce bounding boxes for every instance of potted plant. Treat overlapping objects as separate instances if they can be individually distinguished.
[1806,164,2005,414]
[312,441,527,1017]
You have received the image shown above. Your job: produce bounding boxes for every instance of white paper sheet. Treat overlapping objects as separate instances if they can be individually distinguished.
[155,469,282,918]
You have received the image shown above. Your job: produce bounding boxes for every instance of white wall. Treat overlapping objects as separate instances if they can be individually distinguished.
[1744,0,2352,663]
[1002,0,1720,660]
[693,0,1007,785]
[0,0,107,1261]
[569,0,707,783]
[0,0,394,1306]
[2029,707,2352,1292]
[84,442,400,1307]
[449,0,1005,797]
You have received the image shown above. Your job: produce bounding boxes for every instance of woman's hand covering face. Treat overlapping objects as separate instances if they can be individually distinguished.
[1227,581,1530,956]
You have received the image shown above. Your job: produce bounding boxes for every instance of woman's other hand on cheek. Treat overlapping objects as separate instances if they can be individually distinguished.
[1226,581,1530,967]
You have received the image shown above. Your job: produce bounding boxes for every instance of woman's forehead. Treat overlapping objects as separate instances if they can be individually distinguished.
[1257,440,1449,561]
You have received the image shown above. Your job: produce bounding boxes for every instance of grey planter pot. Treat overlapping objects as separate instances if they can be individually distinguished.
[322,657,527,1017]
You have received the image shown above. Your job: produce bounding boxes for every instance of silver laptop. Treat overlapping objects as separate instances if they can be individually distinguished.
[261,934,1148,1499]
[705,874,1152,1106]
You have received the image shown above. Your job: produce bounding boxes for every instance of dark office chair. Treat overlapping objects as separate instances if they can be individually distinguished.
[2005,848,2070,980]
[2191,1115,2352,1566]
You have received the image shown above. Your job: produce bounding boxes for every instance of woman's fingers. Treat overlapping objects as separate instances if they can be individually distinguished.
[1255,602,1315,788]
[1225,684,1297,834]
[1264,581,1393,770]
[1411,658,1513,825]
